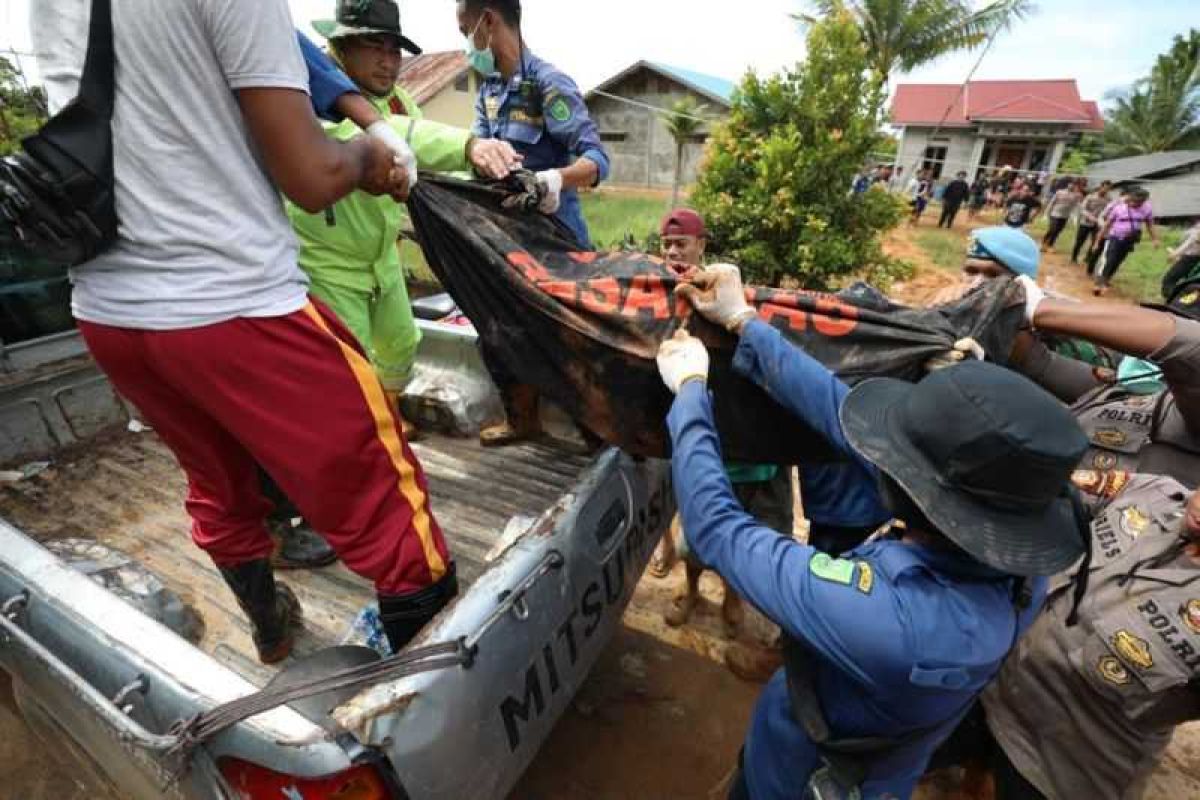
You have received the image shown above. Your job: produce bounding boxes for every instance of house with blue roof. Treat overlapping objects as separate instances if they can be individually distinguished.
[586,61,738,189]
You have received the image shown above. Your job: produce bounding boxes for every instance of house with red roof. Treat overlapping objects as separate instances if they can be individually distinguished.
[889,79,1104,184]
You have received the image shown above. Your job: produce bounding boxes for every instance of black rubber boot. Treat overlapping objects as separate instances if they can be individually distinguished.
[379,563,459,654]
[267,516,339,570]
[218,559,302,665]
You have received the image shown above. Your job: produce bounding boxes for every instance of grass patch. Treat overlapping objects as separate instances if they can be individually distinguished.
[581,190,672,250]
[911,227,966,273]
[1112,227,1186,302]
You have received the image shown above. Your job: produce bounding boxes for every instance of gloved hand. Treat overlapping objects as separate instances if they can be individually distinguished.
[367,121,418,193]
[535,169,563,215]
[468,137,523,180]
[657,329,710,394]
[676,263,757,333]
[925,337,986,372]
[1015,274,1046,326]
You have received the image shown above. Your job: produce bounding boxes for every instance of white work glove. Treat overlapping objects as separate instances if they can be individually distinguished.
[1015,274,1046,327]
[925,338,986,372]
[535,169,563,215]
[675,263,757,333]
[657,329,710,394]
[367,120,418,193]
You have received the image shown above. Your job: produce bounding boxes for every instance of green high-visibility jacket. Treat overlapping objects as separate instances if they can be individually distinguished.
[287,85,472,296]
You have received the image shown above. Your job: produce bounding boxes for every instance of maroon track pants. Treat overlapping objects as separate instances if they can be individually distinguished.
[78,300,448,595]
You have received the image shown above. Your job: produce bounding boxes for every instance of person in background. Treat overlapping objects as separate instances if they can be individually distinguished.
[659,263,1088,800]
[456,0,610,447]
[938,170,971,229]
[1003,184,1042,229]
[1017,278,1200,488]
[874,164,895,187]
[851,166,876,195]
[1041,178,1086,252]
[33,0,455,661]
[968,172,990,220]
[1092,187,1158,296]
[907,168,933,225]
[1160,219,1200,299]
[649,210,796,683]
[889,165,906,192]
[1071,180,1112,264]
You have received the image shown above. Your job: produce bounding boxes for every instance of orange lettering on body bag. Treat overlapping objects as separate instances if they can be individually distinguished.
[624,275,671,320]
[507,251,552,282]
[580,277,621,314]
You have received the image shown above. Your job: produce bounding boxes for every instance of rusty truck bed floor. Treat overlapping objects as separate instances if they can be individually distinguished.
[0,429,591,686]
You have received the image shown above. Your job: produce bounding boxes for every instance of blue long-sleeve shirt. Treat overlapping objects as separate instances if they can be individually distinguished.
[473,51,610,248]
[733,320,891,529]
[296,31,358,122]
[667,320,1045,799]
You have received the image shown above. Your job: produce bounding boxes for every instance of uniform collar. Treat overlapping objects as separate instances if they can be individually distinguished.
[485,49,538,90]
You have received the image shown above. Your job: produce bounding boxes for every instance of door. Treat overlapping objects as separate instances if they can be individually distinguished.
[996,145,1026,169]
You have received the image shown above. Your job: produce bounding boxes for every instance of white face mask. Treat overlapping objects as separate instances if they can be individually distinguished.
[464,14,496,75]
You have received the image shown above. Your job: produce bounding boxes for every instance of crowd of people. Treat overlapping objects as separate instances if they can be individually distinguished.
[28,0,1200,796]
[855,158,1200,303]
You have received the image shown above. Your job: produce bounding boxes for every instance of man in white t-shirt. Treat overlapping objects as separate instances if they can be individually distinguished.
[33,0,457,662]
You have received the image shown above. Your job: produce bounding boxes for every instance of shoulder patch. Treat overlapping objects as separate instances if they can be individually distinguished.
[855,561,874,594]
[548,96,573,123]
[810,553,855,586]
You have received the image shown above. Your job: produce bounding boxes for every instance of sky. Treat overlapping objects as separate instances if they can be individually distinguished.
[0,0,1190,108]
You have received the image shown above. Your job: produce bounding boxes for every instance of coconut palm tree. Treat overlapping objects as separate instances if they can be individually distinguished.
[1103,30,1200,155]
[660,97,709,209]
[794,0,1035,87]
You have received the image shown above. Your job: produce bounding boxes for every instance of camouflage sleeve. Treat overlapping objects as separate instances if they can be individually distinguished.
[1152,318,1200,435]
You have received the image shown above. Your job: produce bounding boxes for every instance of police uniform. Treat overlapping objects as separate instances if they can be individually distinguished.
[473,51,609,248]
[668,319,1044,799]
[983,471,1200,799]
[1019,317,1200,488]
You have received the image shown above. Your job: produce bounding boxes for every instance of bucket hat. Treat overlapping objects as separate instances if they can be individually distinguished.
[841,361,1089,576]
[313,0,422,54]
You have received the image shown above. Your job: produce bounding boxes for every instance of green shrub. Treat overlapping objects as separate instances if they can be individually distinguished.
[691,14,906,290]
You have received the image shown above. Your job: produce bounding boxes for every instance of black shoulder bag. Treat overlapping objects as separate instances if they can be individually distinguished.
[0,0,117,267]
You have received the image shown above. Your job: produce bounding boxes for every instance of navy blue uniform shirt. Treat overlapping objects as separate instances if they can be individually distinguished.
[667,320,1046,799]
[473,51,610,248]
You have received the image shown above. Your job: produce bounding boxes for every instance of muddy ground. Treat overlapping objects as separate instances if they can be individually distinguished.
[4,212,1200,799]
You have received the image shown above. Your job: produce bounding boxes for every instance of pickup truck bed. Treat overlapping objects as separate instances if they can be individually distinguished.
[0,429,592,688]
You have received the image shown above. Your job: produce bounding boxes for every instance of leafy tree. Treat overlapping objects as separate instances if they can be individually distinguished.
[0,56,47,156]
[692,13,907,289]
[660,97,709,210]
[794,0,1034,86]
[1102,30,1200,156]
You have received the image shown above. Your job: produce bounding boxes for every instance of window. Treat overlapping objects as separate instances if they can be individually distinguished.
[454,72,470,93]
[0,247,75,345]
[1029,148,1049,173]
[922,145,948,180]
[599,131,628,143]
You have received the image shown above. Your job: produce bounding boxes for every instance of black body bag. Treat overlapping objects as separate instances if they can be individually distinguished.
[0,0,116,267]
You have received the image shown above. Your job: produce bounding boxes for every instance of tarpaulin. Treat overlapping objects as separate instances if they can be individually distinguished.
[406,175,1026,464]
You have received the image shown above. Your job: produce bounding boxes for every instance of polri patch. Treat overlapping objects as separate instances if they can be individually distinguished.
[810,553,855,586]
[548,96,573,123]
